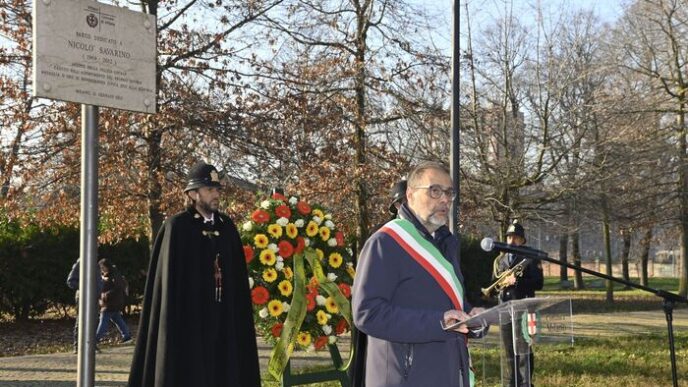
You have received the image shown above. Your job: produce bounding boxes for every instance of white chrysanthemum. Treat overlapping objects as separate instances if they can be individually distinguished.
[295,219,305,228]
[259,308,269,318]
[325,220,335,228]
[316,295,327,306]
[242,221,253,231]
[275,261,284,270]
[268,243,279,252]
[312,216,322,225]
[327,238,337,247]
[276,217,289,226]
[248,277,254,288]
[325,213,332,219]
[289,196,298,205]
[327,272,337,281]
[328,336,337,344]
[261,200,271,209]
[282,302,291,312]
[305,238,311,247]
[347,248,353,255]
[322,325,333,335]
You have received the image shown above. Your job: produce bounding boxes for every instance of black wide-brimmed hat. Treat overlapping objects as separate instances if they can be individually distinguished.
[506,220,526,242]
[388,180,407,215]
[184,162,222,192]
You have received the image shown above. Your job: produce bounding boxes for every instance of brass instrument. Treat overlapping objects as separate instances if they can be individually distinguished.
[481,259,528,297]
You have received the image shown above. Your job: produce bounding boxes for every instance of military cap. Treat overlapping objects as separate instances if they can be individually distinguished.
[506,219,526,242]
[184,162,222,192]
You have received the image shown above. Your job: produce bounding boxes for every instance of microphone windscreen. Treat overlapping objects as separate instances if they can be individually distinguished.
[480,237,494,252]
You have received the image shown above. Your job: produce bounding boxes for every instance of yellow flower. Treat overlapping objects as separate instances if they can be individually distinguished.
[263,268,278,283]
[346,265,356,279]
[325,297,339,313]
[316,248,324,260]
[319,226,331,241]
[312,209,325,219]
[286,223,298,239]
[306,221,319,237]
[328,252,343,268]
[267,224,283,238]
[259,249,277,266]
[268,299,283,317]
[297,331,312,346]
[316,310,330,325]
[254,234,268,249]
[278,280,293,296]
[283,266,293,280]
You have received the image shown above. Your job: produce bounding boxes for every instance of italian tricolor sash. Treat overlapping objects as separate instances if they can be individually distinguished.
[380,219,465,311]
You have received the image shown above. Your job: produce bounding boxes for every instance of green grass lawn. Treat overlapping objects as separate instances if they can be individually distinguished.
[265,278,687,386]
[261,330,688,386]
[542,276,680,293]
[471,332,688,386]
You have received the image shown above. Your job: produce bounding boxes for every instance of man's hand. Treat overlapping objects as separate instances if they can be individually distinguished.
[469,307,485,317]
[443,309,470,333]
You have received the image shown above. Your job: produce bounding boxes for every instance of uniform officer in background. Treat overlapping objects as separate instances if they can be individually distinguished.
[491,220,544,387]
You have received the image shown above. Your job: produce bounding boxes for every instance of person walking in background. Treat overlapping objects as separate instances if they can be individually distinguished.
[353,162,486,387]
[66,258,103,354]
[491,220,543,387]
[129,161,261,387]
[95,258,132,344]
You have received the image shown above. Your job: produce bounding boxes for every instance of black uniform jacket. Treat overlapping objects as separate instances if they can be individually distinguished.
[129,207,261,387]
[493,251,544,302]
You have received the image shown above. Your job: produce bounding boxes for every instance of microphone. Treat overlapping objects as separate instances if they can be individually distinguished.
[480,237,548,259]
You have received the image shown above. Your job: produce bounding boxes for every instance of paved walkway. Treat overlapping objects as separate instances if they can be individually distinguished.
[0,336,352,386]
[0,309,684,386]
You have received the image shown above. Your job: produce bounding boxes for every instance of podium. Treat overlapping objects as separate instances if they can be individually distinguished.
[468,297,572,387]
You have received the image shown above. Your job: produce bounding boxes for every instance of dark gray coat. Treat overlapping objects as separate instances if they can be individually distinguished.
[352,204,482,387]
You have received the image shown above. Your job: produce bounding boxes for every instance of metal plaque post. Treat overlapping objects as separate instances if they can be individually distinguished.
[77,104,99,387]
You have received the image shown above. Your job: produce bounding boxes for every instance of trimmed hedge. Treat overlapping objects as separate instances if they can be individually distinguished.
[0,215,149,321]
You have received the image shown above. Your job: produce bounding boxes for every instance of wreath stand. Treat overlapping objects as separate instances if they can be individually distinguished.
[281,343,351,387]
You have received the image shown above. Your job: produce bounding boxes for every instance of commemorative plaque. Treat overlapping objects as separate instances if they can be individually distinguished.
[33,0,157,113]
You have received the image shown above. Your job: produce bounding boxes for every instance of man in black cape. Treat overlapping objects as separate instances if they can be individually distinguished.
[129,162,261,387]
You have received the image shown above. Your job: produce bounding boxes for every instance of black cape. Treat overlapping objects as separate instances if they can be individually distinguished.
[129,207,261,387]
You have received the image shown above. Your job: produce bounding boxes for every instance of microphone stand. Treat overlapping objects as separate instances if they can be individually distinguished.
[514,251,687,387]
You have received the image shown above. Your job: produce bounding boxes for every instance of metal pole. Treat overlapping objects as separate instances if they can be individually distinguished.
[450,0,460,235]
[77,104,99,387]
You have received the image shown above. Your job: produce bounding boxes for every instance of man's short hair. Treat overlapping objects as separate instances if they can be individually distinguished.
[407,161,451,187]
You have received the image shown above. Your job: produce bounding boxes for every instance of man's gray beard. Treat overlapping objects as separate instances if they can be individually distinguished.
[427,213,447,227]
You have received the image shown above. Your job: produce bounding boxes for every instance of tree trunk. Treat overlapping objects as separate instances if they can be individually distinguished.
[678,106,688,297]
[620,228,631,288]
[639,227,652,287]
[558,233,569,285]
[571,231,584,290]
[602,217,613,303]
[144,1,164,243]
[353,3,369,253]
[147,129,164,241]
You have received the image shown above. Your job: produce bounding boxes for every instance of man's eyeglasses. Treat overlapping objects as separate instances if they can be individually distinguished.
[412,185,456,200]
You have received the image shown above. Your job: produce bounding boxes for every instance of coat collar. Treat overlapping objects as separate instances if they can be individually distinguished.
[397,203,452,243]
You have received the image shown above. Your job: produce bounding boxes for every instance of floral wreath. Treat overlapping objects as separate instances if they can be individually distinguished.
[240,192,355,379]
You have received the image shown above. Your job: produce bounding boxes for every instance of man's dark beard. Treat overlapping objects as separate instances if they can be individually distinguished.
[196,200,217,214]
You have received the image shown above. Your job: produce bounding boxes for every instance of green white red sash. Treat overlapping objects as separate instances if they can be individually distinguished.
[380,219,465,311]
